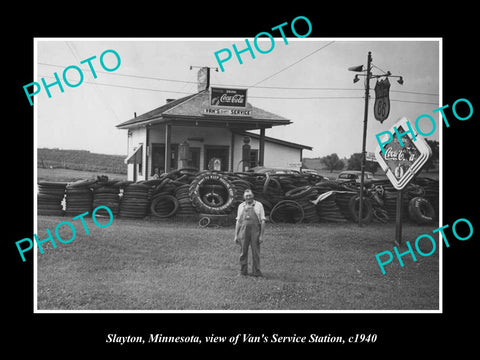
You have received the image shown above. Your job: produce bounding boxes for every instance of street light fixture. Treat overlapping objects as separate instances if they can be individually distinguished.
[348,51,404,226]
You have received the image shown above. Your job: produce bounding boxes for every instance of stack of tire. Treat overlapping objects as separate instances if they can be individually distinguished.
[334,191,359,221]
[284,185,320,223]
[278,173,311,190]
[231,178,251,204]
[262,174,285,206]
[119,183,151,218]
[315,192,347,222]
[65,179,95,217]
[37,181,67,216]
[250,174,268,200]
[269,200,304,224]
[175,184,197,217]
[92,182,121,217]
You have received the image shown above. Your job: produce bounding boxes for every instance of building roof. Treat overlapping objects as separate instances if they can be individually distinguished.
[237,131,313,151]
[116,90,292,130]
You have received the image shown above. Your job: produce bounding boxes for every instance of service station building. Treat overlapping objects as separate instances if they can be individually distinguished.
[116,87,312,181]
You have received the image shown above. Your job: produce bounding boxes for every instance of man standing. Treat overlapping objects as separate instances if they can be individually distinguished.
[234,189,266,277]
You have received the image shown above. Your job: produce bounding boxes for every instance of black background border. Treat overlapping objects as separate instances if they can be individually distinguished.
[5,5,477,355]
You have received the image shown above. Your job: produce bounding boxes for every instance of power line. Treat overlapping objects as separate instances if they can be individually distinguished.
[250,41,336,87]
[249,95,364,100]
[38,61,438,96]
[38,75,195,95]
[38,74,440,105]
[390,99,439,105]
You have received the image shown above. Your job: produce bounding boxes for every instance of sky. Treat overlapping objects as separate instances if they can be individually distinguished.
[35,38,440,159]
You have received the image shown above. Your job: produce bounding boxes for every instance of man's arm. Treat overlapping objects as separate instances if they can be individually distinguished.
[234,204,243,243]
[259,221,265,243]
[258,202,266,242]
[234,220,241,243]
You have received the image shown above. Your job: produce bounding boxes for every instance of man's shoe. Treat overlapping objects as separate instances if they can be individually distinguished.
[253,272,263,277]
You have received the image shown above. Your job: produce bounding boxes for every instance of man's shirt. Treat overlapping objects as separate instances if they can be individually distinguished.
[236,200,266,223]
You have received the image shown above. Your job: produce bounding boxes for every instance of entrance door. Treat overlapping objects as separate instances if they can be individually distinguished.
[151,143,178,174]
[189,147,201,170]
[204,145,229,171]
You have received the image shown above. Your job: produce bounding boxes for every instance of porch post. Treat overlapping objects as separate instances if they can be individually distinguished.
[165,122,172,173]
[259,128,265,166]
[145,125,150,180]
[230,131,235,172]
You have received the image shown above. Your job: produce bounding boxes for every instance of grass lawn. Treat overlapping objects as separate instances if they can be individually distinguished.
[36,216,439,311]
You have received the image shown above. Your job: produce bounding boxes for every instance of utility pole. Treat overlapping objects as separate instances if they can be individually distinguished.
[349,52,404,226]
[358,51,372,226]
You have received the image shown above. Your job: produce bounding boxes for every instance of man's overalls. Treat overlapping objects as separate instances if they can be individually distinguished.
[238,203,261,276]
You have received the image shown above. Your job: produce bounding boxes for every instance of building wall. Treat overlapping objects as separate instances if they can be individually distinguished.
[126,126,146,181]
[232,133,303,171]
[126,125,304,180]
[148,125,232,173]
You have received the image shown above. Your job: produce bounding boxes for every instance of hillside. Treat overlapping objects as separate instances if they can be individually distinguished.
[38,148,127,174]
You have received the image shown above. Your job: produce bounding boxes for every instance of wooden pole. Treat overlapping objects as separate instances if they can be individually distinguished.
[358,51,372,226]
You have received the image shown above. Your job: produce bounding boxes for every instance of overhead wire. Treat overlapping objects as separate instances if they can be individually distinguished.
[37,74,439,105]
[63,42,123,123]
[38,40,438,105]
[249,41,336,88]
[37,61,438,96]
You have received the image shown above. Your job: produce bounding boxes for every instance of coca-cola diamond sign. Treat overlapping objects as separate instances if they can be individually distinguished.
[210,87,247,107]
[375,117,432,190]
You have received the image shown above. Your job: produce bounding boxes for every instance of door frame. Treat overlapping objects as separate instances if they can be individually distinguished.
[203,145,230,171]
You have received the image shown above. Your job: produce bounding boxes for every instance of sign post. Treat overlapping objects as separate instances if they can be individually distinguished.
[395,190,403,245]
[375,117,432,245]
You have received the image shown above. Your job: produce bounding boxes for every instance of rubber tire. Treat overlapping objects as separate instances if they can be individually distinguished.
[150,195,179,218]
[285,185,313,199]
[270,200,304,224]
[408,197,435,224]
[189,172,236,215]
[348,195,373,224]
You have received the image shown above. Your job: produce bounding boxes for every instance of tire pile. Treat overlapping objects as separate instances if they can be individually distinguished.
[65,179,95,217]
[92,181,121,217]
[175,184,197,217]
[37,170,439,226]
[119,183,151,218]
[316,193,348,222]
[146,168,199,218]
[37,181,67,216]
[283,185,320,223]
[269,200,304,223]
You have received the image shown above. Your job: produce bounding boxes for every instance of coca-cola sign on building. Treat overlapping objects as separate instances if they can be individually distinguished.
[210,87,247,107]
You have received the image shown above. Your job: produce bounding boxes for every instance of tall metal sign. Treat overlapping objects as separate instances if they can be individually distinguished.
[374,78,391,123]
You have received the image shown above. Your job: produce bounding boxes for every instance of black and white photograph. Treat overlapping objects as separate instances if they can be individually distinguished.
[33,38,441,312]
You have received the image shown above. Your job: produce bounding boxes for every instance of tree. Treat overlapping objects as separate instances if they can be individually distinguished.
[347,153,379,173]
[320,153,344,172]
[423,139,439,172]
